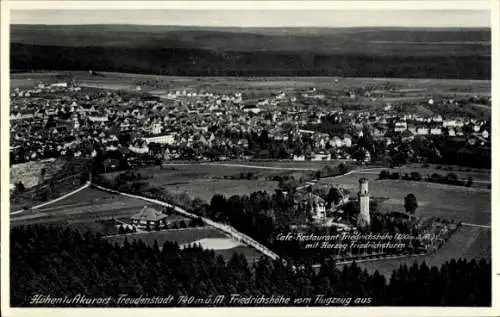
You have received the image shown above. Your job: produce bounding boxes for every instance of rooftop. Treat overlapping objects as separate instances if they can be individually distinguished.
[132,206,167,222]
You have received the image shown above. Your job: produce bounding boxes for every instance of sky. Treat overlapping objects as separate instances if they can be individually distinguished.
[10,9,491,28]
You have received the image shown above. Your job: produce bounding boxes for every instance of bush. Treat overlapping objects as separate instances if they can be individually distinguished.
[410,172,422,181]
[379,170,390,179]
[15,182,26,193]
[390,172,401,180]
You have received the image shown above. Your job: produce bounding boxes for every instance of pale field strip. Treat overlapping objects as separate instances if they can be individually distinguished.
[462,222,491,229]
[178,238,243,250]
[162,162,319,171]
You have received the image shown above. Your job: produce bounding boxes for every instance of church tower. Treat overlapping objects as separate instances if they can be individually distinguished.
[357,178,371,228]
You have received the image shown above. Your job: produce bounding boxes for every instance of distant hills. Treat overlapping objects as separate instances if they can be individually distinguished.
[10,25,491,79]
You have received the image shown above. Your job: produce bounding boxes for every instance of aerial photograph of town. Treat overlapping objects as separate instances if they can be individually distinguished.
[6,2,492,310]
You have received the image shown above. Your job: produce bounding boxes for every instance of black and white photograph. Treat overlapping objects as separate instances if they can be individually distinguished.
[2,0,496,313]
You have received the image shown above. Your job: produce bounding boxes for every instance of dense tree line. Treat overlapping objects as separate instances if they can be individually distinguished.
[11,225,491,306]
[11,43,490,79]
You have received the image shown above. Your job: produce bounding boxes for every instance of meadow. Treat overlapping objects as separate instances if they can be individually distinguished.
[358,164,490,189]
[320,173,490,226]
[11,187,155,226]
[103,162,334,201]
[11,71,491,94]
[390,164,490,181]
[104,227,228,246]
[162,178,279,202]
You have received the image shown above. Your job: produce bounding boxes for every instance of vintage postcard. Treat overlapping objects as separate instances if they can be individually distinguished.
[1,1,498,316]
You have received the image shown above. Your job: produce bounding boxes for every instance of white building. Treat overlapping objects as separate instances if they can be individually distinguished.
[144,134,176,145]
[312,153,331,161]
[131,206,168,230]
[295,192,327,223]
[88,115,109,122]
[50,82,68,88]
[343,135,352,147]
[416,127,429,135]
[443,120,457,128]
[430,127,442,135]
[394,121,407,132]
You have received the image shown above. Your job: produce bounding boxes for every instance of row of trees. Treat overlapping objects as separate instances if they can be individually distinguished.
[11,225,491,306]
[379,170,474,187]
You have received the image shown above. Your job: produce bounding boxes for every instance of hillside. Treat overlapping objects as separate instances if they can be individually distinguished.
[10,25,491,79]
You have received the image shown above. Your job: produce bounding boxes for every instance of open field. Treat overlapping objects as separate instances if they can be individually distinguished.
[11,71,491,95]
[104,227,228,246]
[180,237,242,250]
[163,179,279,202]
[112,162,318,181]
[349,225,490,279]
[319,171,490,226]
[68,73,492,94]
[103,162,333,201]
[368,163,490,180]
[163,160,348,170]
[11,187,151,226]
[102,160,357,201]
[357,165,490,188]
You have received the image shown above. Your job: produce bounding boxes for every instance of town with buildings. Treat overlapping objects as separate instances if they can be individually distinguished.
[9,80,491,170]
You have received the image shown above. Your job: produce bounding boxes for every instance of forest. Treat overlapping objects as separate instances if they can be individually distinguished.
[10,25,490,79]
[11,43,490,79]
[11,225,491,307]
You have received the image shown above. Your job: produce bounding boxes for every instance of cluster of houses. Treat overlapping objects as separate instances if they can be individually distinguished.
[391,113,489,143]
[10,81,490,165]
